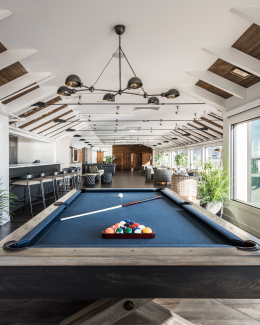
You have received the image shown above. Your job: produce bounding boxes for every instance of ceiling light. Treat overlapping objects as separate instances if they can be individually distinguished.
[73,135,81,137]
[84,141,89,143]
[171,137,178,140]
[150,127,152,133]
[127,77,143,90]
[231,67,251,79]
[56,25,180,103]
[30,101,47,108]
[103,93,115,102]
[57,86,76,96]
[115,119,119,126]
[91,145,94,147]
[157,143,162,145]
[116,106,120,114]
[94,124,96,129]
[199,127,208,131]
[78,95,82,105]
[153,145,157,146]
[88,144,92,145]
[79,139,86,141]
[148,97,159,105]
[163,140,169,143]
[66,128,76,132]
[182,133,190,136]
[160,119,163,126]
[88,115,91,121]
[54,118,67,123]
[194,113,197,120]
[65,74,83,88]
[175,106,180,114]
[161,88,180,99]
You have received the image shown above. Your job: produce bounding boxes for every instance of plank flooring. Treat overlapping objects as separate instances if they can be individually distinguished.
[0,170,260,325]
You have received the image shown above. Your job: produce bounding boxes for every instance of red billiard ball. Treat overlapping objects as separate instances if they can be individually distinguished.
[111,225,117,230]
[129,225,135,230]
[133,223,139,228]
[105,228,115,234]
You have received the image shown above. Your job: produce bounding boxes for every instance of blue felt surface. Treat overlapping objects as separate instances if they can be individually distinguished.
[20,189,243,248]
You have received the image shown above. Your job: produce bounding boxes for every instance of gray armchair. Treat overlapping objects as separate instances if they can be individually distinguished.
[154,168,172,184]
[141,165,146,176]
[145,166,154,181]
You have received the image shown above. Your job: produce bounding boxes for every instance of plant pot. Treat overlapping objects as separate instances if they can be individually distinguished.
[202,202,223,216]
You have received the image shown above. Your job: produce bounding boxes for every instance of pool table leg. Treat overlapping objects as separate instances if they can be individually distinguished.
[59,298,200,325]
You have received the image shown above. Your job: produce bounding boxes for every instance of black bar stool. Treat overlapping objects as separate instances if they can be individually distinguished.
[11,173,46,218]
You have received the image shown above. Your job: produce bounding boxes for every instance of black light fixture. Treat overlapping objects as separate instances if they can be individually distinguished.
[54,118,67,123]
[103,93,115,102]
[148,97,159,105]
[73,134,81,137]
[200,127,208,131]
[157,143,162,145]
[91,145,94,147]
[163,140,169,143]
[57,86,76,96]
[33,101,47,108]
[182,133,190,136]
[88,144,92,145]
[171,137,178,140]
[56,25,179,104]
[79,139,86,141]
[66,128,76,132]
[84,141,89,143]
[153,145,157,146]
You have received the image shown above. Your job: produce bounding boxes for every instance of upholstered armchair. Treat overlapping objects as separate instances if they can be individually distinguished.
[154,168,172,184]
[145,166,154,181]
[89,166,99,173]
[141,165,146,176]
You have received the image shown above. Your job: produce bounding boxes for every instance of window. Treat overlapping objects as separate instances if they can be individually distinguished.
[190,148,201,169]
[205,145,222,167]
[171,151,177,166]
[233,117,260,207]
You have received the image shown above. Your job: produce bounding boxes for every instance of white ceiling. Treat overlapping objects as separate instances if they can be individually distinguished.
[0,0,253,148]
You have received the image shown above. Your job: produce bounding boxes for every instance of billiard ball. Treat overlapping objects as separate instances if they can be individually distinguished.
[134,228,141,233]
[119,221,126,225]
[125,223,130,228]
[111,225,117,230]
[129,225,135,230]
[124,219,130,223]
[138,225,145,230]
[118,193,123,198]
[129,221,134,225]
[105,228,114,234]
[114,223,120,228]
[120,225,126,230]
[133,223,139,228]
[142,227,152,234]
[115,228,123,234]
[124,228,132,234]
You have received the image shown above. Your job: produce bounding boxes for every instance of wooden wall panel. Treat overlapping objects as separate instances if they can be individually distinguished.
[133,153,142,170]
[123,153,131,170]
[97,151,104,163]
[78,150,83,164]
[114,153,123,171]
[113,145,152,169]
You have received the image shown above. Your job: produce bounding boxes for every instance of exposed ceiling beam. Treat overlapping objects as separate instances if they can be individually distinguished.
[176,85,226,111]
[193,120,223,136]
[202,46,260,78]
[230,5,260,26]
[0,72,53,99]
[0,10,12,21]
[3,87,56,114]
[200,116,223,129]
[0,49,37,70]
[186,70,247,99]
[208,113,223,121]
[187,123,217,139]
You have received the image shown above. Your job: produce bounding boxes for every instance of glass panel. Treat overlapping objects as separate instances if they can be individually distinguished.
[205,146,222,167]
[190,148,201,169]
[171,151,177,166]
[233,117,260,207]
[179,149,187,155]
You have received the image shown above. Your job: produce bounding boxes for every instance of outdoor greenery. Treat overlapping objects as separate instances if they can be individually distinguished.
[105,155,113,163]
[174,153,188,167]
[155,152,164,165]
[197,161,229,204]
[0,181,18,226]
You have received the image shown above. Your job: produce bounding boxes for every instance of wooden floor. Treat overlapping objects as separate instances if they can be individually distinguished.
[0,170,260,325]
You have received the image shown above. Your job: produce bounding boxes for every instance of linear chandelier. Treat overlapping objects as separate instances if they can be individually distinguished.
[56,24,180,104]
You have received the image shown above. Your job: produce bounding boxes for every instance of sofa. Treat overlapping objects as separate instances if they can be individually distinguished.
[154,168,172,184]
[86,164,116,174]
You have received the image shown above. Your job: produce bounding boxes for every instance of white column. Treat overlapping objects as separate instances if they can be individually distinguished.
[0,112,10,225]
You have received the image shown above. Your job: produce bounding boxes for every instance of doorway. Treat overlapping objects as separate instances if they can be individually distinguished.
[133,153,142,170]
[97,151,104,163]
[123,153,131,170]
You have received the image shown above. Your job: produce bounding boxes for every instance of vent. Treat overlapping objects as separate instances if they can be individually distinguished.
[134,107,160,111]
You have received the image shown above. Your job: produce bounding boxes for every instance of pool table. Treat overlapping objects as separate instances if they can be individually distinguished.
[1,188,260,324]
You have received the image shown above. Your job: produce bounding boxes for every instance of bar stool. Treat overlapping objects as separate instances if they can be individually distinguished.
[58,170,68,195]
[11,174,46,218]
[39,172,58,202]
[75,167,82,188]
[63,168,76,189]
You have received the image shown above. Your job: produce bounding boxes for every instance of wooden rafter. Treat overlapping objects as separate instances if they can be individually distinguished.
[208,113,223,121]
[200,116,223,129]
[193,120,223,136]
[173,130,198,144]
[2,85,39,105]
[40,115,76,134]
[29,109,73,132]
[187,123,217,139]
[50,122,81,138]
[45,118,78,136]
[187,128,212,140]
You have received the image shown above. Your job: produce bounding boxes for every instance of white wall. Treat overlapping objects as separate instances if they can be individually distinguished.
[56,136,70,171]
[0,113,9,225]
[17,137,55,164]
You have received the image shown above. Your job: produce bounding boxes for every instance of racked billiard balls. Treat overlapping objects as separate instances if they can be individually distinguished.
[134,228,142,234]
[138,225,145,230]
[129,221,134,225]
[124,228,132,234]
[105,228,115,234]
[111,225,117,230]
[142,227,152,234]
[115,228,123,234]
[125,223,130,228]
[133,223,139,228]
[124,219,130,223]
[129,225,135,230]
[120,225,126,230]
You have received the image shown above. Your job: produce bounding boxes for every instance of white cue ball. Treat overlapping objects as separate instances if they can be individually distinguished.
[118,193,123,198]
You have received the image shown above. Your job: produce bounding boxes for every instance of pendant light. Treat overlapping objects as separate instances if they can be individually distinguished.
[103,93,115,102]
[148,97,159,105]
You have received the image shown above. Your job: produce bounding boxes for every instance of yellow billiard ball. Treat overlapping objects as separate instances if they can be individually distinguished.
[142,227,152,234]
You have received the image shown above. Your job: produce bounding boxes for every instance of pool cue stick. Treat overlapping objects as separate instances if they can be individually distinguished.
[61,196,161,221]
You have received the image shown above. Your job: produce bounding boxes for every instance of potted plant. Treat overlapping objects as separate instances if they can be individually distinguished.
[0,181,18,226]
[197,161,229,216]
[155,152,164,166]
[174,153,188,170]
[105,155,113,164]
